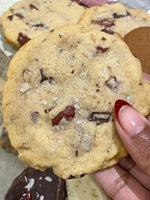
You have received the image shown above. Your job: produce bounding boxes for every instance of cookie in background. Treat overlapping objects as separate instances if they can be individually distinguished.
[78,3,150,36]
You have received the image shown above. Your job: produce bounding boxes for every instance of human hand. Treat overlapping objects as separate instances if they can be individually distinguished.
[93,72,150,200]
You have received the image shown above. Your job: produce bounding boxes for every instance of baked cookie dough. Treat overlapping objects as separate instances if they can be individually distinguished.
[0,50,17,154]
[3,24,150,179]
[0,0,85,47]
[78,3,150,36]
[124,27,150,74]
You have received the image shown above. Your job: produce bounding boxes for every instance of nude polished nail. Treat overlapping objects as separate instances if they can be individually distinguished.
[115,99,146,136]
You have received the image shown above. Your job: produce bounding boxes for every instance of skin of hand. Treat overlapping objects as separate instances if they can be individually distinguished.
[93,72,150,200]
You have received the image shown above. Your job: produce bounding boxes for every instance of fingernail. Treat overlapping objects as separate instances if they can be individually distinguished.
[115,99,131,121]
[115,100,146,136]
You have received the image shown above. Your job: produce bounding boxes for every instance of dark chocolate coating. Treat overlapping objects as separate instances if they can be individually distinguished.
[5,168,67,200]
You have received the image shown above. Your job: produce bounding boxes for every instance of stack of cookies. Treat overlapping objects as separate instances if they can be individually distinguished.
[0,0,150,199]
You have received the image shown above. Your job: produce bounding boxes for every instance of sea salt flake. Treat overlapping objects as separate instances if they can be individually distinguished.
[40,100,48,105]
[20,82,31,93]
[25,178,35,191]
[40,195,45,200]
[45,176,52,182]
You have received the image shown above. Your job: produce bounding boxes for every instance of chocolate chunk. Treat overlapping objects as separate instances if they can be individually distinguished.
[7,13,24,21]
[44,107,55,114]
[91,18,115,28]
[113,11,130,19]
[7,15,14,21]
[15,13,24,19]
[30,112,39,123]
[51,106,75,126]
[4,168,67,200]
[96,46,109,53]
[32,23,49,29]
[105,76,121,92]
[88,112,111,124]
[17,32,31,45]
[68,174,85,179]
[29,4,39,10]
[101,28,114,35]
[40,69,54,84]
[102,37,106,41]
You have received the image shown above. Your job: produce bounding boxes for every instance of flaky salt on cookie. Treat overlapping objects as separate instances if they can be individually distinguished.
[2,24,150,179]
[78,3,150,36]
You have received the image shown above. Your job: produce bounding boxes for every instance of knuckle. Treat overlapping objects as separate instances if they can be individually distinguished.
[109,172,130,198]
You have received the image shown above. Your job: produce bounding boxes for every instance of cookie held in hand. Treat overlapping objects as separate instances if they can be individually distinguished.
[3,24,150,179]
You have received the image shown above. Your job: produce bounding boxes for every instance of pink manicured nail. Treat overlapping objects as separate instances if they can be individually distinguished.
[118,106,146,136]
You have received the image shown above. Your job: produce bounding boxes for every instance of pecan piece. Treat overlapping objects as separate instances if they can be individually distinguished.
[88,112,111,125]
[51,106,75,126]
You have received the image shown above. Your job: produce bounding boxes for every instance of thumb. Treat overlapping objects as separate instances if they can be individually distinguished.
[115,99,150,175]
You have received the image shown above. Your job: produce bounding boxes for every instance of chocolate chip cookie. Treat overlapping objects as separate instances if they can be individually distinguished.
[78,3,150,36]
[3,24,150,179]
[0,0,85,47]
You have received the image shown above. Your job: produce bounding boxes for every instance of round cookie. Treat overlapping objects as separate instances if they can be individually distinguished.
[0,0,85,47]
[124,27,150,74]
[78,3,150,36]
[2,24,150,179]
[4,167,67,200]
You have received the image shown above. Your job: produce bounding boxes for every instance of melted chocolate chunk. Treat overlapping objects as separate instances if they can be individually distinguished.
[105,76,121,92]
[18,32,31,45]
[91,18,115,28]
[44,106,55,114]
[30,112,39,123]
[88,112,111,124]
[113,11,130,18]
[29,4,39,10]
[7,15,14,21]
[68,174,85,179]
[101,28,114,35]
[51,106,75,126]
[4,168,67,200]
[40,69,54,84]
[32,23,49,29]
[96,46,109,53]
[7,13,24,21]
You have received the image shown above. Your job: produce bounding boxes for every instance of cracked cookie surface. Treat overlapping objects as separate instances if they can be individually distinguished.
[2,24,150,179]
[0,0,85,47]
[78,3,150,37]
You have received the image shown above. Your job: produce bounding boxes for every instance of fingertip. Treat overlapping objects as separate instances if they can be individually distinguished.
[143,72,150,84]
